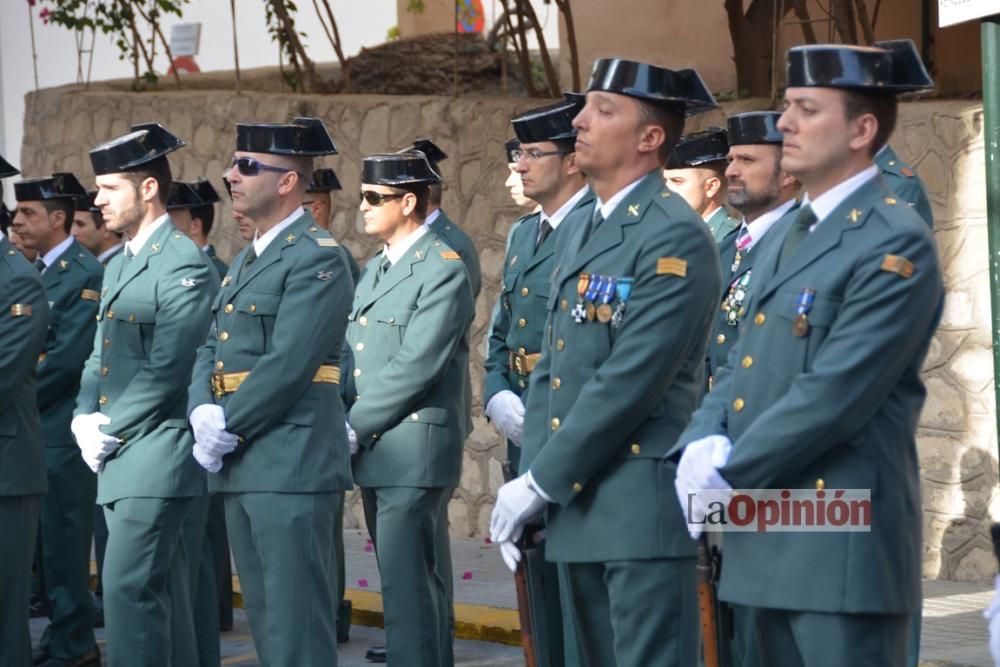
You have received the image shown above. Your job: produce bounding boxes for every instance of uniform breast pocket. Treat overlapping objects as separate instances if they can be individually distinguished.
[500,269,520,312]
[235,291,281,352]
[111,299,157,359]
[376,308,414,348]
[766,289,842,376]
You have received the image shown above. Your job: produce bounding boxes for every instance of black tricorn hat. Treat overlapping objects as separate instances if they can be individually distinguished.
[873,39,935,91]
[73,190,101,214]
[504,138,521,164]
[786,42,933,93]
[307,168,343,193]
[362,152,441,187]
[727,111,783,146]
[0,153,19,179]
[15,172,87,202]
[665,127,729,169]
[235,117,338,156]
[166,181,203,210]
[512,101,579,144]
[221,173,233,199]
[587,58,719,117]
[89,123,185,175]
[192,178,220,205]
[406,139,448,168]
[563,91,586,107]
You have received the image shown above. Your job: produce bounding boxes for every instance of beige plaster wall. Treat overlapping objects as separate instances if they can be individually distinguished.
[20,88,997,582]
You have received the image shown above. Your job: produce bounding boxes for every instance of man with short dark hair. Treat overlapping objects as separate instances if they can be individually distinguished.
[71,191,123,267]
[75,122,217,667]
[0,153,51,667]
[672,42,942,665]
[188,117,351,667]
[491,59,722,666]
[347,152,474,666]
[169,179,229,280]
[664,127,740,242]
[13,171,103,667]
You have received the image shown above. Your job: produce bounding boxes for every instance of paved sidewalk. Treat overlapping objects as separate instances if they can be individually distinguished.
[34,533,997,666]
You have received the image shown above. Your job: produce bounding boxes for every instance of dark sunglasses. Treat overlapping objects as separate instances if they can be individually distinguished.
[360,190,406,207]
[230,157,298,177]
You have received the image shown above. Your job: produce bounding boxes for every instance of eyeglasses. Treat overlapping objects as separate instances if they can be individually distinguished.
[230,157,298,177]
[511,149,573,163]
[360,190,406,206]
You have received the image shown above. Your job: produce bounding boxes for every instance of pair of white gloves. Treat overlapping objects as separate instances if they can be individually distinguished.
[674,434,733,540]
[486,390,525,446]
[71,413,121,473]
[490,472,550,572]
[189,404,239,473]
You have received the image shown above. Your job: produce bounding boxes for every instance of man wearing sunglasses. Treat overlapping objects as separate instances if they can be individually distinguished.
[74,123,217,667]
[346,152,474,666]
[484,98,592,667]
[188,117,352,667]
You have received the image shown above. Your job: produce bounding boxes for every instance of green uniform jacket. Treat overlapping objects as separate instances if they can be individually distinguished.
[671,176,942,614]
[77,220,217,504]
[38,240,103,448]
[432,209,481,298]
[521,170,722,562]
[188,212,354,494]
[483,192,595,446]
[707,204,799,383]
[347,230,474,489]
[705,206,740,243]
[0,237,50,496]
[876,145,933,228]
[204,244,229,280]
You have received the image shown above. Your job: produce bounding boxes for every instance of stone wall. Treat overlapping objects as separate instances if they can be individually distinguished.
[21,87,997,581]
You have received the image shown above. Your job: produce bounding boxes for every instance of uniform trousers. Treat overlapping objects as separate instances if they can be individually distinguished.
[0,495,41,667]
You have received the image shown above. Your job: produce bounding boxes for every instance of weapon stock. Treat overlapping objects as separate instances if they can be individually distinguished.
[698,535,720,667]
[502,462,538,667]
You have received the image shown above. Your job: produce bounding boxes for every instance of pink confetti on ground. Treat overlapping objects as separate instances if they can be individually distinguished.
[357,579,368,588]
[364,544,374,553]
[462,571,473,580]
[483,537,492,544]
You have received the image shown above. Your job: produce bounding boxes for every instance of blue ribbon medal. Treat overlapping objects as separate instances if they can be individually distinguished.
[596,276,618,323]
[611,277,633,329]
[585,274,603,321]
[793,288,816,337]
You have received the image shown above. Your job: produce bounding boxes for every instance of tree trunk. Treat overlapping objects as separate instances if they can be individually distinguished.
[725,0,776,97]
[553,0,581,91]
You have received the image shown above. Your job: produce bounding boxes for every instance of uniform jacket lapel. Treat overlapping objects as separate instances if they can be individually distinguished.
[226,212,310,300]
[104,222,173,305]
[526,189,596,275]
[358,231,435,311]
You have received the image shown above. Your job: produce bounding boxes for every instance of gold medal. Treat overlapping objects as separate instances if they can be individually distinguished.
[597,303,614,323]
[793,314,809,337]
[586,303,596,321]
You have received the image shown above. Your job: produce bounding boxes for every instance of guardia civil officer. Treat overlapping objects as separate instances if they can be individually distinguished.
[0,154,51,667]
[673,41,941,666]
[71,191,123,267]
[303,167,360,283]
[187,117,352,667]
[484,99,591,667]
[12,172,103,667]
[664,127,740,241]
[708,112,800,387]
[346,151,474,666]
[873,39,934,228]
[74,123,217,667]
[491,59,722,666]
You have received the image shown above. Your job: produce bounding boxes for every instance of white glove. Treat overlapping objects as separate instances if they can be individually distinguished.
[189,404,239,458]
[499,540,522,573]
[192,441,223,474]
[346,421,358,455]
[984,575,1000,666]
[490,472,547,544]
[675,435,733,540]
[71,412,120,473]
[485,390,525,446]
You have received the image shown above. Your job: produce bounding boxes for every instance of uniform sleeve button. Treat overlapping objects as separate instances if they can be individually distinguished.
[631,443,640,454]
[716,334,726,344]
[572,482,583,493]
[225,304,234,313]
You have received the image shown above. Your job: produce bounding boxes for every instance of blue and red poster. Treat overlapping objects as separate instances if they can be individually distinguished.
[456,0,485,33]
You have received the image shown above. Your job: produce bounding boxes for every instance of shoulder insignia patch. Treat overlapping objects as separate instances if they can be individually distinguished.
[901,167,915,178]
[660,189,672,198]
[317,270,333,281]
[11,304,32,317]
[884,197,897,206]
[59,259,69,270]
[285,234,297,244]
[656,257,687,277]
[80,289,100,302]
[627,204,640,217]
[316,238,339,248]
[180,277,202,288]
[881,254,914,279]
[441,250,461,260]
[221,275,233,287]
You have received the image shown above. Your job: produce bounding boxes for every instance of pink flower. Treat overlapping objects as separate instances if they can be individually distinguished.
[27,0,36,7]
[483,537,492,545]
[357,578,368,588]
[363,544,374,553]
[39,7,50,24]
[462,571,473,580]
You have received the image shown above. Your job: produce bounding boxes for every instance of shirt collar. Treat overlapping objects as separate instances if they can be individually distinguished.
[802,165,879,227]
[740,198,797,252]
[541,185,590,231]
[425,208,442,227]
[594,176,646,221]
[703,206,725,223]
[40,235,75,272]
[97,242,123,264]
[382,223,430,265]
[126,213,170,256]
[253,207,304,256]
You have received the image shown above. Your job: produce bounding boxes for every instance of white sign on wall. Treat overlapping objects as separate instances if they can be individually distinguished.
[939,0,1000,28]
[170,23,201,57]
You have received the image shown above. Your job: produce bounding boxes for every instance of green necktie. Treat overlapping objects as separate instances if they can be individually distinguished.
[776,205,817,270]
[34,258,46,272]
[580,209,604,247]
[373,255,391,287]
[238,246,257,281]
